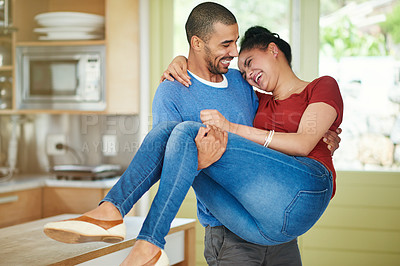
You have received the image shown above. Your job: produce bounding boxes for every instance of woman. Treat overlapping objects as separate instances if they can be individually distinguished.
[44,26,343,266]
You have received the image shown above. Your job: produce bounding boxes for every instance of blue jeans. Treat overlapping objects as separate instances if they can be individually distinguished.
[103,121,333,249]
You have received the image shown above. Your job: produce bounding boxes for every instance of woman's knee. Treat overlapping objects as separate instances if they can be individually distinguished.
[149,121,180,137]
[171,121,204,139]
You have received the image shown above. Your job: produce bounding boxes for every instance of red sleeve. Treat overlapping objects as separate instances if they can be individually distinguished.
[309,76,344,129]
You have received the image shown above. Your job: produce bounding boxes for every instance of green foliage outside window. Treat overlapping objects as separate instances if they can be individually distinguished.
[381,3,400,44]
[320,16,387,61]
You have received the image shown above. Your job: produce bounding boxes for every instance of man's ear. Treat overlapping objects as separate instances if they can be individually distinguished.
[191,35,204,51]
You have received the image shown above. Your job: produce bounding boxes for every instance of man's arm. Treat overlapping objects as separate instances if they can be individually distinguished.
[152,82,184,126]
[323,128,342,155]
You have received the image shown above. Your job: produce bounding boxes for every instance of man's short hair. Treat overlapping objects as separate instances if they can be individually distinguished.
[185,2,237,44]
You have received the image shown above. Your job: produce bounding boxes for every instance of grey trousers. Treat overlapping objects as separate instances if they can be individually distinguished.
[204,226,302,266]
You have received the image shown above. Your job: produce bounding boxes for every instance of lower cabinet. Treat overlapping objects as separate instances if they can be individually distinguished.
[42,186,136,219]
[42,187,109,218]
[0,188,42,228]
[0,185,137,229]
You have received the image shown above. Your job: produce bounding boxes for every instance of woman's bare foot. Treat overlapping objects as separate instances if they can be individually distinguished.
[120,240,161,266]
[84,201,123,221]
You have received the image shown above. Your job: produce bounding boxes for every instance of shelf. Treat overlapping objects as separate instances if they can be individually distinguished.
[16,40,106,47]
[0,36,12,43]
[0,108,108,115]
[0,66,13,71]
[13,0,106,43]
[0,109,18,114]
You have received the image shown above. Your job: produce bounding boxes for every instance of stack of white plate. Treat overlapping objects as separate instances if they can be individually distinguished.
[34,12,105,40]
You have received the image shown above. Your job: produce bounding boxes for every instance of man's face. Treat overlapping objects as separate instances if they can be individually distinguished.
[202,22,239,74]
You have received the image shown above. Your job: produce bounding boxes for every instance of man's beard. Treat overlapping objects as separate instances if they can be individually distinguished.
[204,45,228,75]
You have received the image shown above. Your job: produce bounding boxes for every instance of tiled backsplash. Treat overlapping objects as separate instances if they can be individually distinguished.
[0,114,143,175]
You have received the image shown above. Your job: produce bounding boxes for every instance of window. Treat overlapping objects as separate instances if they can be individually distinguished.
[319,0,400,170]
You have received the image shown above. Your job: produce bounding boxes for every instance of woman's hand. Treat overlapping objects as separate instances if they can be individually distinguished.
[195,125,228,170]
[200,110,232,132]
[160,55,191,87]
[323,128,342,155]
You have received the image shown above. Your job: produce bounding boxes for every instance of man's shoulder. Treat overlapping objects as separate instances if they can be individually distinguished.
[226,68,251,88]
[226,68,246,83]
[226,68,241,77]
[155,80,190,99]
[158,79,188,91]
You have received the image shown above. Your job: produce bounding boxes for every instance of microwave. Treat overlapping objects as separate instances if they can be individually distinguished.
[16,45,106,110]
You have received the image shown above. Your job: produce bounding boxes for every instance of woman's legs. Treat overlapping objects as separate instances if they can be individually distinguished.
[85,121,180,220]
[199,132,333,244]
[136,121,202,248]
[136,121,332,248]
[121,121,205,265]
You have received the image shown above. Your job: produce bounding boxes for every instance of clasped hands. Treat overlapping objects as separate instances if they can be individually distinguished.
[196,110,229,170]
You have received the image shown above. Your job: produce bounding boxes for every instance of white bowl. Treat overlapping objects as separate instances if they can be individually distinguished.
[34,26,104,33]
[35,12,105,28]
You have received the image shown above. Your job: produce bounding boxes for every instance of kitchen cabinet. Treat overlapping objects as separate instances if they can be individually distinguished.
[0,187,42,228]
[42,186,109,218]
[0,0,139,114]
[43,186,137,218]
[0,177,137,228]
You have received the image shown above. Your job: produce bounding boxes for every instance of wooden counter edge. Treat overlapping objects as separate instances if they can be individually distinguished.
[52,220,197,266]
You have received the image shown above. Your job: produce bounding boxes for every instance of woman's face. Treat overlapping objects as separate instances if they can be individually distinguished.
[238,47,278,92]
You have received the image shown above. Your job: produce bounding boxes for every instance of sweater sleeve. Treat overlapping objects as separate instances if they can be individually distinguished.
[152,81,184,126]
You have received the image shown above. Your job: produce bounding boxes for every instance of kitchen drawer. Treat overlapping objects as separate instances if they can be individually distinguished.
[0,188,42,228]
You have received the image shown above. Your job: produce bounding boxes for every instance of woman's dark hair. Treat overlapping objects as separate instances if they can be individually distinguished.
[240,26,292,67]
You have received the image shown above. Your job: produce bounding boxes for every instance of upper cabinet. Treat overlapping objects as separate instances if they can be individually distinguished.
[0,0,139,114]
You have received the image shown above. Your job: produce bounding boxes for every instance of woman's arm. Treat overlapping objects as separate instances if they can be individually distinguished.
[160,56,191,87]
[201,102,337,156]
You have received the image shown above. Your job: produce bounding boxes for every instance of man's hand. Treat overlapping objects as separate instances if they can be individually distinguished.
[200,110,232,132]
[323,128,342,155]
[160,55,191,87]
[195,125,228,170]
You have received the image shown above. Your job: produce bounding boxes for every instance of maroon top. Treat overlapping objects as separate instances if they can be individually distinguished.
[254,76,343,197]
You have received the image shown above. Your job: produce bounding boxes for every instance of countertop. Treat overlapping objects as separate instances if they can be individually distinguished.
[0,174,120,194]
[0,214,196,266]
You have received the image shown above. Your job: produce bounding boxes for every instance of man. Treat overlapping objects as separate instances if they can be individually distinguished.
[153,2,339,265]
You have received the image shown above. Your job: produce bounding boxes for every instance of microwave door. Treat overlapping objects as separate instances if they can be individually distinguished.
[27,58,82,102]
[16,45,106,110]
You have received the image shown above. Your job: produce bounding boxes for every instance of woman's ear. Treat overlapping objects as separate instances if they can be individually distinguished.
[191,36,204,51]
[268,43,279,58]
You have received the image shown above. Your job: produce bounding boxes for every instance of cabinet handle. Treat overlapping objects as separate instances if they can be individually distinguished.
[0,195,19,204]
